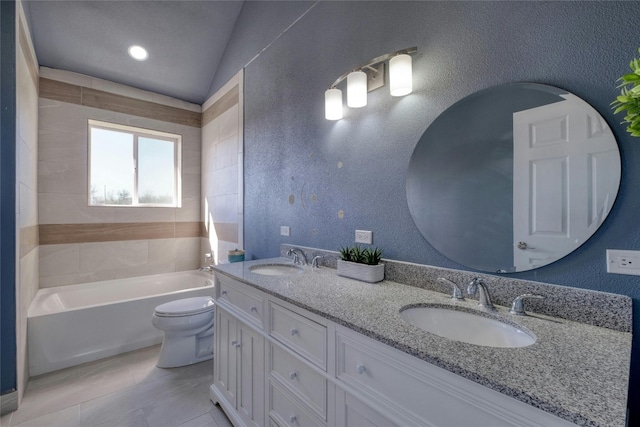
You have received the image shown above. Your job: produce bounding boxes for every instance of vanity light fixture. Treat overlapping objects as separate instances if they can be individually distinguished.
[325,88,343,120]
[389,53,413,96]
[347,70,368,108]
[324,47,417,121]
[128,45,148,61]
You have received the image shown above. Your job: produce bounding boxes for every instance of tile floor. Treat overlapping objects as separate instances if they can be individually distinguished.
[0,346,231,427]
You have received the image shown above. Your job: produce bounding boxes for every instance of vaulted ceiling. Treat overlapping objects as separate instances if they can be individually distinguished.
[24,0,245,105]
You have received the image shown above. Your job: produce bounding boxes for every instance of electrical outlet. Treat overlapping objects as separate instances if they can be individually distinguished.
[355,230,373,245]
[280,226,290,237]
[606,249,640,275]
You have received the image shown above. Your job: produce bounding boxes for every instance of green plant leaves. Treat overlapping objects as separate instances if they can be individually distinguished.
[338,245,383,265]
[612,46,640,138]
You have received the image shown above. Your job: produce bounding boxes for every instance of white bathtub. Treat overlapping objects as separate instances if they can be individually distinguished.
[28,270,214,376]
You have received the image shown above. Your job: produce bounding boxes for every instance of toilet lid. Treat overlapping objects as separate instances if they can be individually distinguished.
[155,296,215,317]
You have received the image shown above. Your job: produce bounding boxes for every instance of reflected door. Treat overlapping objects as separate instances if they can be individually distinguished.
[513,94,619,271]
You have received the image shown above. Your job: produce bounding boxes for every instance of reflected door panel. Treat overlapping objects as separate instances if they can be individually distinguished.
[513,94,619,271]
[407,83,620,273]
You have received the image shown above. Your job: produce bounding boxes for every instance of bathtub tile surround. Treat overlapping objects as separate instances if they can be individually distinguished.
[281,244,632,332]
[215,254,631,427]
[201,71,244,265]
[14,1,40,408]
[3,345,229,427]
[38,68,202,288]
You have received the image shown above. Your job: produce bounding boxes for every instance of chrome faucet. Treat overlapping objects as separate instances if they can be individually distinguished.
[509,294,545,316]
[466,278,496,312]
[199,253,214,272]
[438,278,464,301]
[286,248,307,265]
[311,255,323,268]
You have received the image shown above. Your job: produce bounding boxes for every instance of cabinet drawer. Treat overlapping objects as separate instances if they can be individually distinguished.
[269,302,327,370]
[335,389,399,427]
[336,331,521,427]
[269,380,324,427]
[218,277,264,328]
[269,343,327,420]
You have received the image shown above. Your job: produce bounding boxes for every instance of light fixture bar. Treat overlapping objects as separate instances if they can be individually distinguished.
[328,47,417,90]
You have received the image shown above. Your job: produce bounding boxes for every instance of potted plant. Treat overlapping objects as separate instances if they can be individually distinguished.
[337,245,384,283]
[612,47,640,137]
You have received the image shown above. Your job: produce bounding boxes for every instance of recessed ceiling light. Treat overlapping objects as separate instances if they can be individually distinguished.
[128,45,148,61]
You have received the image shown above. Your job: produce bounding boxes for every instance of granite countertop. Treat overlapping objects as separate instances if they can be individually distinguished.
[213,257,631,427]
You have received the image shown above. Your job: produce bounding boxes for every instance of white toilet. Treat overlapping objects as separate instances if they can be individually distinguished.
[152,296,215,368]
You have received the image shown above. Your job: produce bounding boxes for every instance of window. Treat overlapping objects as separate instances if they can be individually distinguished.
[88,120,181,207]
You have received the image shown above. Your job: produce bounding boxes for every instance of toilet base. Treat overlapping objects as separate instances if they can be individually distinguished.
[156,325,214,368]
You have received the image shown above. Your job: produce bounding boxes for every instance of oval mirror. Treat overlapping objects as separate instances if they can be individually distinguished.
[406,83,620,273]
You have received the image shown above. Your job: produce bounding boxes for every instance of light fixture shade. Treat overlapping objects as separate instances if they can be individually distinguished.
[347,71,367,108]
[325,88,343,120]
[389,54,412,96]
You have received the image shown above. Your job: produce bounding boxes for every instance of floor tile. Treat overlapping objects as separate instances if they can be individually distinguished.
[6,346,223,427]
[9,405,80,427]
[176,413,217,427]
[93,408,149,427]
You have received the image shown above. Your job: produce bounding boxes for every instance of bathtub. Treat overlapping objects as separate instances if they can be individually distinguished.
[28,270,214,376]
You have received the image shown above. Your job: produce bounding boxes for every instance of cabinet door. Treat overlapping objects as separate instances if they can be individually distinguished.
[335,388,399,427]
[237,320,265,427]
[214,307,237,407]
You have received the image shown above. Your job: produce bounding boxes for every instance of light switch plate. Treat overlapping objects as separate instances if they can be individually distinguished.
[606,249,640,275]
[280,226,290,237]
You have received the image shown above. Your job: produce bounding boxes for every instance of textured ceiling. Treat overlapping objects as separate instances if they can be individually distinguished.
[24,0,245,105]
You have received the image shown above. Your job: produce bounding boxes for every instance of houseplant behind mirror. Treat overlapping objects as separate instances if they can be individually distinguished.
[612,46,640,137]
[337,246,384,283]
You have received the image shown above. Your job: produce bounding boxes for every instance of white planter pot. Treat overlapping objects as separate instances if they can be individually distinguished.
[337,260,385,283]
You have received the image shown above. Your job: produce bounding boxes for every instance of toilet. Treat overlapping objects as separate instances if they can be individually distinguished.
[152,296,215,368]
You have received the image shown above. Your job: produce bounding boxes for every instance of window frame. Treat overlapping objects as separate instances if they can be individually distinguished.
[87,119,182,208]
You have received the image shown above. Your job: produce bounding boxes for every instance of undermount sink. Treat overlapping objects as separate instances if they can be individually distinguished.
[399,306,535,348]
[249,263,304,276]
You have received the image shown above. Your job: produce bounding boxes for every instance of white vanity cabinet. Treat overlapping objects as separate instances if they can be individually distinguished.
[334,388,399,427]
[266,301,330,427]
[212,277,265,427]
[212,274,578,427]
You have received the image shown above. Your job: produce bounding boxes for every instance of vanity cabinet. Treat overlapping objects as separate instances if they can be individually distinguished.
[334,388,398,427]
[212,281,265,427]
[212,274,577,427]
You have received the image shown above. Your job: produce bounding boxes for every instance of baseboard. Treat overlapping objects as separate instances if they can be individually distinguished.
[0,390,18,415]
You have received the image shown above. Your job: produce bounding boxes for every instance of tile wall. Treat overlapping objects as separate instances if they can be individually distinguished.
[15,1,39,404]
[201,70,243,264]
[37,68,203,287]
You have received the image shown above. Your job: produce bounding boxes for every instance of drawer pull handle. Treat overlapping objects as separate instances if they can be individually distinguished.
[289,415,297,424]
[289,371,297,380]
[356,364,367,374]
[290,328,298,336]
[221,290,228,296]
[250,306,258,312]
[231,340,240,348]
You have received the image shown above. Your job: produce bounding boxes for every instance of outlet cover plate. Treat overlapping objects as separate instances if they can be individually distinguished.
[606,249,640,275]
[355,230,373,245]
[280,226,290,237]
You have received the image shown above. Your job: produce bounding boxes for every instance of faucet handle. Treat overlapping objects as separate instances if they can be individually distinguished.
[437,277,464,301]
[509,294,545,316]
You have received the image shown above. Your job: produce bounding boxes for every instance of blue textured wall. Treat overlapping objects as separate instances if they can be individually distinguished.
[240,0,640,418]
[1,0,17,396]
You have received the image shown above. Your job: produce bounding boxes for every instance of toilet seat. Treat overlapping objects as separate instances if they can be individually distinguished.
[154,296,214,317]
